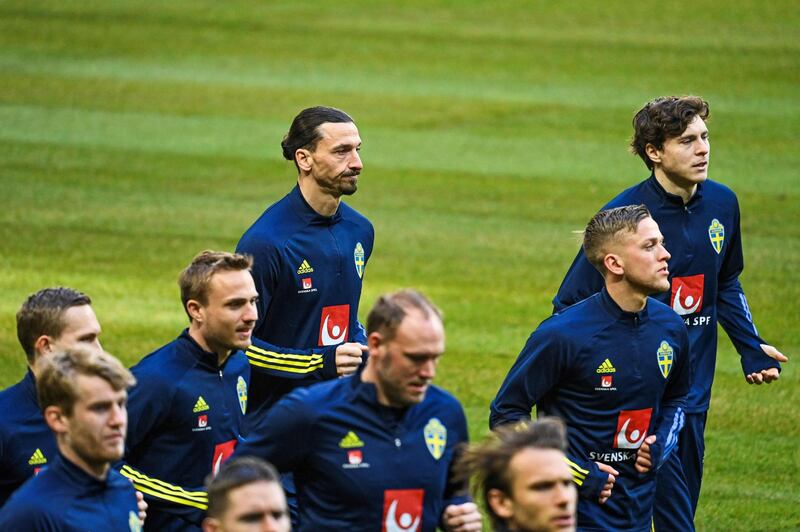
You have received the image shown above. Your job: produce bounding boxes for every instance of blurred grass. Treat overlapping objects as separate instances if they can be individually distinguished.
[0,1,798,529]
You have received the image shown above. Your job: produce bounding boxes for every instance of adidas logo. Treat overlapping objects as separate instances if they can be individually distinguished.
[28,448,47,466]
[338,431,365,448]
[193,396,210,413]
[596,359,616,374]
[296,260,314,274]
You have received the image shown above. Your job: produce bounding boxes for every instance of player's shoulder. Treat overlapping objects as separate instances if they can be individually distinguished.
[281,377,347,412]
[238,191,300,247]
[423,384,464,411]
[701,179,738,205]
[646,297,687,329]
[546,294,602,333]
[130,337,195,390]
[339,201,373,229]
[603,178,651,208]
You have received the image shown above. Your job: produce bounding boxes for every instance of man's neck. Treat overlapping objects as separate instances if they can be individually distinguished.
[360,363,393,407]
[298,177,340,217]
[188,327,230,366]
[653,169,696,205]
[58,442,109,481]
[606,280,648,313]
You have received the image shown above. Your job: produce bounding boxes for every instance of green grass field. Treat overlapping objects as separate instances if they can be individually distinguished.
[1,1,798,529]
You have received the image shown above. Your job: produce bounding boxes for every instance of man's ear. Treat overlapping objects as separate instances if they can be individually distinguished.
[34,335,54,356]
[367,332,383,356]
[644,143,661,166]
[487,488,514,520]
[603,252,625,276]
[201,517,221,532]
[186,299,204,323]
[296,148,313,173]
[44,405,68,435]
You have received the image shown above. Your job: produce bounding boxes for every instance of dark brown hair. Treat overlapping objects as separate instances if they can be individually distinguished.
[205,457,283,520]
[16,287,92,362]
[631,96,710,170]
[281,106,354,170]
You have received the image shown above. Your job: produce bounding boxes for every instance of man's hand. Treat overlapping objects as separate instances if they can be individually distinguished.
[335,343,367,376]
[442,502,482,531]
[136,490,148,525]
[595,462,618,504]
[746,345,788,385]
[635,435,656,473]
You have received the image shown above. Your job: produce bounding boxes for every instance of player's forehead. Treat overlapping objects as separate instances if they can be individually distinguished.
[316,122,361,148]
[207,269,257,301]
[227,481,286,514]
[510,448,571,483]
[633,216,662,240]
[674,115,708,139]
[391,310,445,355]
[59,304,100,336]
[74,374,125,405]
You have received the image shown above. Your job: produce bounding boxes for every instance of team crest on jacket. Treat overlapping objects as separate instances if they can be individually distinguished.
[236,376,247,414]
[423,418,446,460]
[354,242,365,278]
[657,341,674,378]
[708,218,724,254]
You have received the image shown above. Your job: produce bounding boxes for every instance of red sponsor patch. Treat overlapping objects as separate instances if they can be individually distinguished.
[302,277,312,290]
[33,467,42,475]
[198,415,208,427]
[212,440,237,475]
[382,489,424,532]
[670,274,704,316]
[319,304,349,346]
[601,375,613,388]
[614,408,652,449]
[348,450,362,465]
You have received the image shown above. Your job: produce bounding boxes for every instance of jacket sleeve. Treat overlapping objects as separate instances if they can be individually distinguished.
[564,454,613,501]
[552,249,605,313]
[716,197,780,376]
[119,372,208,523]
[489,324,566,429]
[650,329,692,471]
[245,336,340,381]
[232,388,313,473]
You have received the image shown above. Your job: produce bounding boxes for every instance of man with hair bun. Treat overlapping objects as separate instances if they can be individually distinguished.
[0,346,141,530]
[492,205,692,531]
[236,106,374,417]
[553,96,789,529]
[455,418,576,532]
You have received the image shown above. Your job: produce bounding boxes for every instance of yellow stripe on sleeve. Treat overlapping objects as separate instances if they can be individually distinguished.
[120,465,208,510]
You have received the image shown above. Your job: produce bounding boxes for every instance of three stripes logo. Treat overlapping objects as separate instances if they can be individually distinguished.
[28,448,47,466]
[596,359,616,374]
[297,260,314,274]
[339,431,365,448]
[193,396,210,413]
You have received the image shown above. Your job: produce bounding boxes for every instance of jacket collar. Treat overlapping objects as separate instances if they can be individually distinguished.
[598,287,650,324]
[178,329,227,371]
[22,369,38,403]
[646,174,704,209]
[288,185,343,226]
[52,451,111,491]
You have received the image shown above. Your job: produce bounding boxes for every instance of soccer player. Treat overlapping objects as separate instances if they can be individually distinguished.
[235,289,482,531]
[236,105,374,417]
[552,96,788,528]
[0,287,102,507]
[120,251,257,531]
[0,347,140,530]
[491,205,692,531]
[456,418,577,532]
[203,457,290,532]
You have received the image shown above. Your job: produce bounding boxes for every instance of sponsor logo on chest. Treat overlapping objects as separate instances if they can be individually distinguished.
[614,408,652,449]
[319,304,349,346]
[382,489,424,532]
